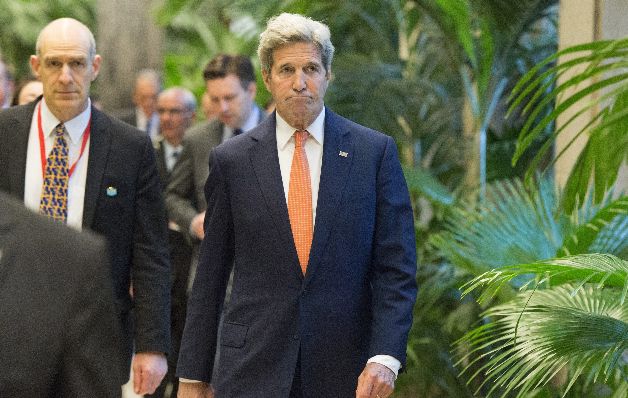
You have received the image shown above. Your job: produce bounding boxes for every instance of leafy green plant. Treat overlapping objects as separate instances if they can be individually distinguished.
[0,0,95,80]
[430,176,627,396]
[412,0,558,198]
[449,37,628,397]
[509,38,628,212]
[458,255,628,398]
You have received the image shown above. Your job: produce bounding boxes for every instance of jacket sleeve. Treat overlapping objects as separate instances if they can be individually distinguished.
[131,135,172,354]
[368,136,417,368]
[176,147,235,382]
[61,237,128,396]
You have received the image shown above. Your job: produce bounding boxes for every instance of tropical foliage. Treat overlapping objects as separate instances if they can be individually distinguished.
[460,280,627,398]
[412,0,559,197]
[436,35,628,396]
[509,38,628,212]
[430,180,627,396]
[0,0,95,79]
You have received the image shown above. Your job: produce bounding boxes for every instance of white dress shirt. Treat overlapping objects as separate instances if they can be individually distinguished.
[24,99,91,230]
[162,140,183,172]
[137,108,160,140]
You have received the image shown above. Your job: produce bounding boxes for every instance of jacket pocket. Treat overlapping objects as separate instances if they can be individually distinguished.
[220,322,249,348]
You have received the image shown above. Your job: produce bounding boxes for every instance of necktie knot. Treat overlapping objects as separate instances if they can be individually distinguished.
[294,130,309,148]
[55,123,66,137]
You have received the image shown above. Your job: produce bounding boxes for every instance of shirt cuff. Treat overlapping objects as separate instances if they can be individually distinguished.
[367,355,401,378]
[181,356,401,383]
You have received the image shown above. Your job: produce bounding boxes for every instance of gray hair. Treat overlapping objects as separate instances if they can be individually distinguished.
[160,87,197,112]
[258,13,334,75]
[136,68,162,91]
[35,18,97,61]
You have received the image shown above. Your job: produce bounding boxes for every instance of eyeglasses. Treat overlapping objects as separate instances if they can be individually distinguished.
[157,108,187,115]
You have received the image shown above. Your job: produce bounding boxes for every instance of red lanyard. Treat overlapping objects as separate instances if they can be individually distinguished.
[38,102,91,179]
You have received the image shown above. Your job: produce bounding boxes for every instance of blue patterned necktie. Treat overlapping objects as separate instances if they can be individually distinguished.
[39,123,69,222]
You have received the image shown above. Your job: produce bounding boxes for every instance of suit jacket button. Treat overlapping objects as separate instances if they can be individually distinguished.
[293,334,299,340]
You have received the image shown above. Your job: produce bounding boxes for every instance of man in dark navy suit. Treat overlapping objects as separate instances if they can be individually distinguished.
[177,13,417,398]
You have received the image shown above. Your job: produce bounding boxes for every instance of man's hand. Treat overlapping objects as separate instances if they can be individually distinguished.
[132,352,168,395]
[190,212,206,240]
[177,381,214,398]
[355,362,395,398]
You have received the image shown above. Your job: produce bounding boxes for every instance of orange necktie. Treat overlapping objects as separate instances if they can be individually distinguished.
[288,130,313,274]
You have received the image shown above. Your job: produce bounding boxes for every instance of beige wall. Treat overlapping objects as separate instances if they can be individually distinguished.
[95,0,164,113]
[601,0,628,194]
[555,0,599,189]
[556,0,627,193]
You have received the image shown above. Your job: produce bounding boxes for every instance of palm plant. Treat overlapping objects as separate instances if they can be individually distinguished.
[458,254,628,398]
[433,178,627,396]
[444,36,628,397]
[411,0,558,199]
[0,0,95,79]
[509,38,628,212]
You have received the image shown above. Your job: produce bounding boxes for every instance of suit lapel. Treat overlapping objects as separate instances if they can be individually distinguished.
[83,108,112,228]
[8,102,37,198]
[306,110,354,280]
[255,105,267,124]
[248,115,302,279]
[156,140,169,181]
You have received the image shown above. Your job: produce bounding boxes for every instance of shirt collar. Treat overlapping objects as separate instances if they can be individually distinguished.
[242,106,261,132]
[162,140,182,154]
[276,107,325,150]
[225,105,261,136]
[40,98,92,144]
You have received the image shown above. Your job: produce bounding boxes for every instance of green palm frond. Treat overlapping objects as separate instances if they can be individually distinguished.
[560,196,628,257]
[508,38,628,212]
[462,253,628,305]
[403,166,455,206]
[456,285,628,398]
[430,177,565,275]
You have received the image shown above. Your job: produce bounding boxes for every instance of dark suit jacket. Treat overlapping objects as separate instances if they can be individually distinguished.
[0,101,171,362]
[165,105,266,238]
[116,107,139,128]
[177,109,417,397]
[0,192,126,397]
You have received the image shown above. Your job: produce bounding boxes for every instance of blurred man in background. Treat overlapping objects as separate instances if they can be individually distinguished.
[119,68,161,139]
[0,59,14,108]
[149,86,196,398]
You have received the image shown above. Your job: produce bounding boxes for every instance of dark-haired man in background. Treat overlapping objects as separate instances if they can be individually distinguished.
[166,54,266,291]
